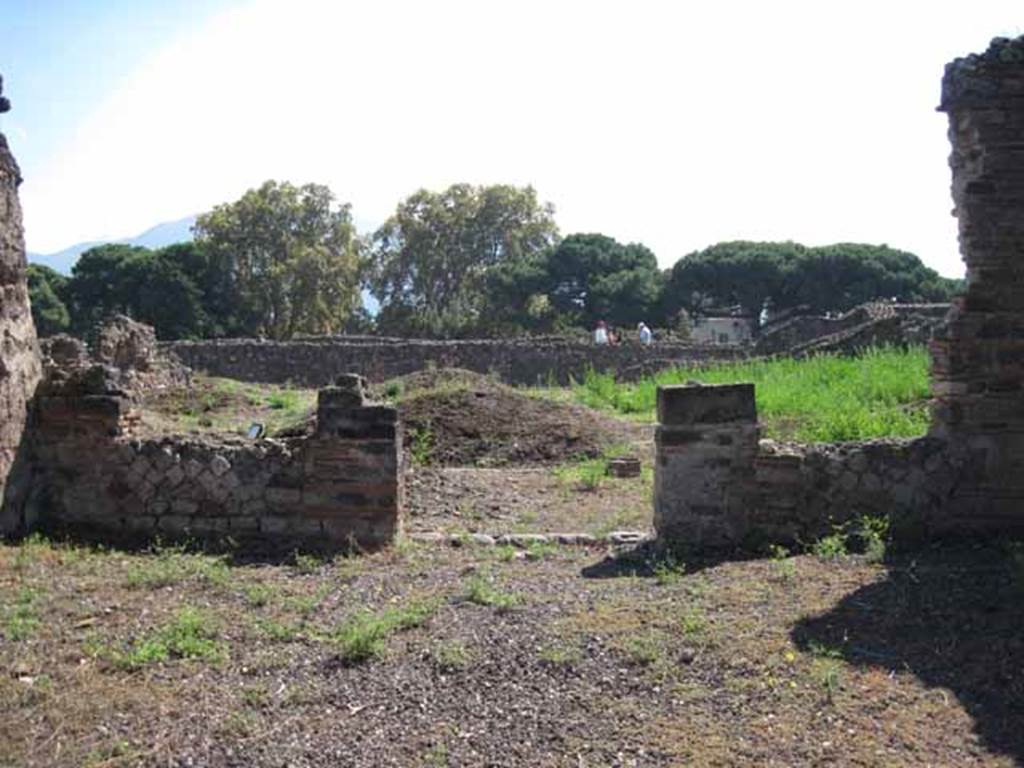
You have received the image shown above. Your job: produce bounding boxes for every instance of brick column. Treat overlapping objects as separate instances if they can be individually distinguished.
[654,383,759,548]
[931,36,1024,532]
[301,374,403,548]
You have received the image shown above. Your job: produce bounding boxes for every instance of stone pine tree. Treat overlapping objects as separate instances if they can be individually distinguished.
[195,181,363,340]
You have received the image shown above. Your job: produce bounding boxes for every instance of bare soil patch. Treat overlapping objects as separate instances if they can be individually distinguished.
[2,538,1020,767]
[390,369,640,467]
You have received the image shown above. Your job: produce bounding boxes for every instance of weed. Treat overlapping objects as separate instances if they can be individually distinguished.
[3,586,41,641]
[813,658,844,704]
[382,379,404,400]
[254,618,300,642]
[431,641,473,672]
[125,545,232,590]
[524,539,559,561]
[242,683,271,708]
[333,598,439,664]
[112,607,227,669]
[813,530,848,560]
[538,640,584,666]
[409,423,435,465]
[243,583,274,608]
[624,632,663,666]
[267,389,299,411]
[679,607,706,637]
[423,742,450,768]
[651,552,686,586]
[291,551,324,575]
[464,573,521,613]
[853,515,889,563]
[768,544,796,581]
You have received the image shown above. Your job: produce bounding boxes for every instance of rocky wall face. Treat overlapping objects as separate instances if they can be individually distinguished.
[931,36,1024,532]
[0,78,41,533]
[163,337,744,387]
[29,373,401,549]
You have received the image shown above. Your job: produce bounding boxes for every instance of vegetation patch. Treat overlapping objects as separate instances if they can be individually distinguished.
[573,346,930,442]
[332,597,440,664]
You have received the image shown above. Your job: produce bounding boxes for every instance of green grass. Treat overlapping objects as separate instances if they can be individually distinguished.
[2,586,42,641]
[571,346,930,442]
[464,572,521,613]
[332,598,440,664]
[111,607,228,669]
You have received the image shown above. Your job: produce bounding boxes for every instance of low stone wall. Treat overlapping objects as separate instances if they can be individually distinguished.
[27,369,402,549]
[163,337,744,387]
[654,384,962,549]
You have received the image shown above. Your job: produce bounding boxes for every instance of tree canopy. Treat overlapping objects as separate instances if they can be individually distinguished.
[369,183,559,336]
[195,181,363,339]
[663,241,960,327]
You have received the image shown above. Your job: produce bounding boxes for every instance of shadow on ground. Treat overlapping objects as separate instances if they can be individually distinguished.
[793,543,1024,765]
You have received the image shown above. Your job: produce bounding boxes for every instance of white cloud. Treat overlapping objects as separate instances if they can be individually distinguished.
[18,0,1024,275]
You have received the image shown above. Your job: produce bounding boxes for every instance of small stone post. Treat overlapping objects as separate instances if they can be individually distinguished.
[654,383,759,548]
[302,373,403,547]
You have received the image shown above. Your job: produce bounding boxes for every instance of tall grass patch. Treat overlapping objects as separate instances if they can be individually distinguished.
[572,346,930,442]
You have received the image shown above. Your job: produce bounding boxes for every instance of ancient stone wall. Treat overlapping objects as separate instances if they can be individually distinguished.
[163,337,744,387]
[0,77,41,534]
[930,36,1024,534]
[755,303,950,356]
[28,370,402,549]
[654,384,961,549]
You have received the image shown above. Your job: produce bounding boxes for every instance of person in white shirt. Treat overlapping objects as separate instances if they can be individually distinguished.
[594,321,609,345]
[638,322,652,345]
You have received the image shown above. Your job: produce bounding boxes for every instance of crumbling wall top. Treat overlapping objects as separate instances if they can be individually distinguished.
[940,35,1024,111]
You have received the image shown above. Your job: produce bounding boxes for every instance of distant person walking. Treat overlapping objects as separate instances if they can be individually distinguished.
[594,320,609,345]
[638,322,652,346]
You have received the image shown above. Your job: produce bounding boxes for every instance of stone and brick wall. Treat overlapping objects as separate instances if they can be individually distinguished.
[0,77,41,534]
[654,384,961,549]
[930,36,1024,534]
[654,36,1024,551]
[28,368,402,549]
[163,336,744,387]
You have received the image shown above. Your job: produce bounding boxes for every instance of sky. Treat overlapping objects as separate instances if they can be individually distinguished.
[2,1,1022,277]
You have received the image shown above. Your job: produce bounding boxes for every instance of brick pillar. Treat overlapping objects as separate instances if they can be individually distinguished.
[654,383,758,548]
[931,36,1024,532]
[302,373,402,548]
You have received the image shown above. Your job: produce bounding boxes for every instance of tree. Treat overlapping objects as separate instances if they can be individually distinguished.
[195,181,362,339]
[542,233,663,328]
[66,244,151,334]
[369,183,559,336]
[662,241,957,329]
[26,264,70,336]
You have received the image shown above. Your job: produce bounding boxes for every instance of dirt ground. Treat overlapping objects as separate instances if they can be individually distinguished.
[8,370,1021,766]
[1,537,1021,767]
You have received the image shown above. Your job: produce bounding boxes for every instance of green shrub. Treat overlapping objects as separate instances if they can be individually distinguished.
[464,573,521,613]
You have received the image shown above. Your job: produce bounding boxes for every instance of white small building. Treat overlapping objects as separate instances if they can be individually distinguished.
[689,315,755,344]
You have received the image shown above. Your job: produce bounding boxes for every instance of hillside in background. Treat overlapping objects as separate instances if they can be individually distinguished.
[27,215,197,275]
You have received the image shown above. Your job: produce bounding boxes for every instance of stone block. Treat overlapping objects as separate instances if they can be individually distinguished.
[657,383,756,426]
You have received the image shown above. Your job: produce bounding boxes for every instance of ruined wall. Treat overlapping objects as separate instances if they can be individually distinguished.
[0,77,41,534]
[930,36,1024,533]
[755,303,950,357]
[29,370,402,549]
[163,337,743,387]
[654,37,1024,550]
[653,384,960,549]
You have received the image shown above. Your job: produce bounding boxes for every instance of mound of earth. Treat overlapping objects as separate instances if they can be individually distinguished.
[392,368,638,466]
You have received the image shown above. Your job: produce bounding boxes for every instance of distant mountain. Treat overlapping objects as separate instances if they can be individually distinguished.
[27,215,197,275]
